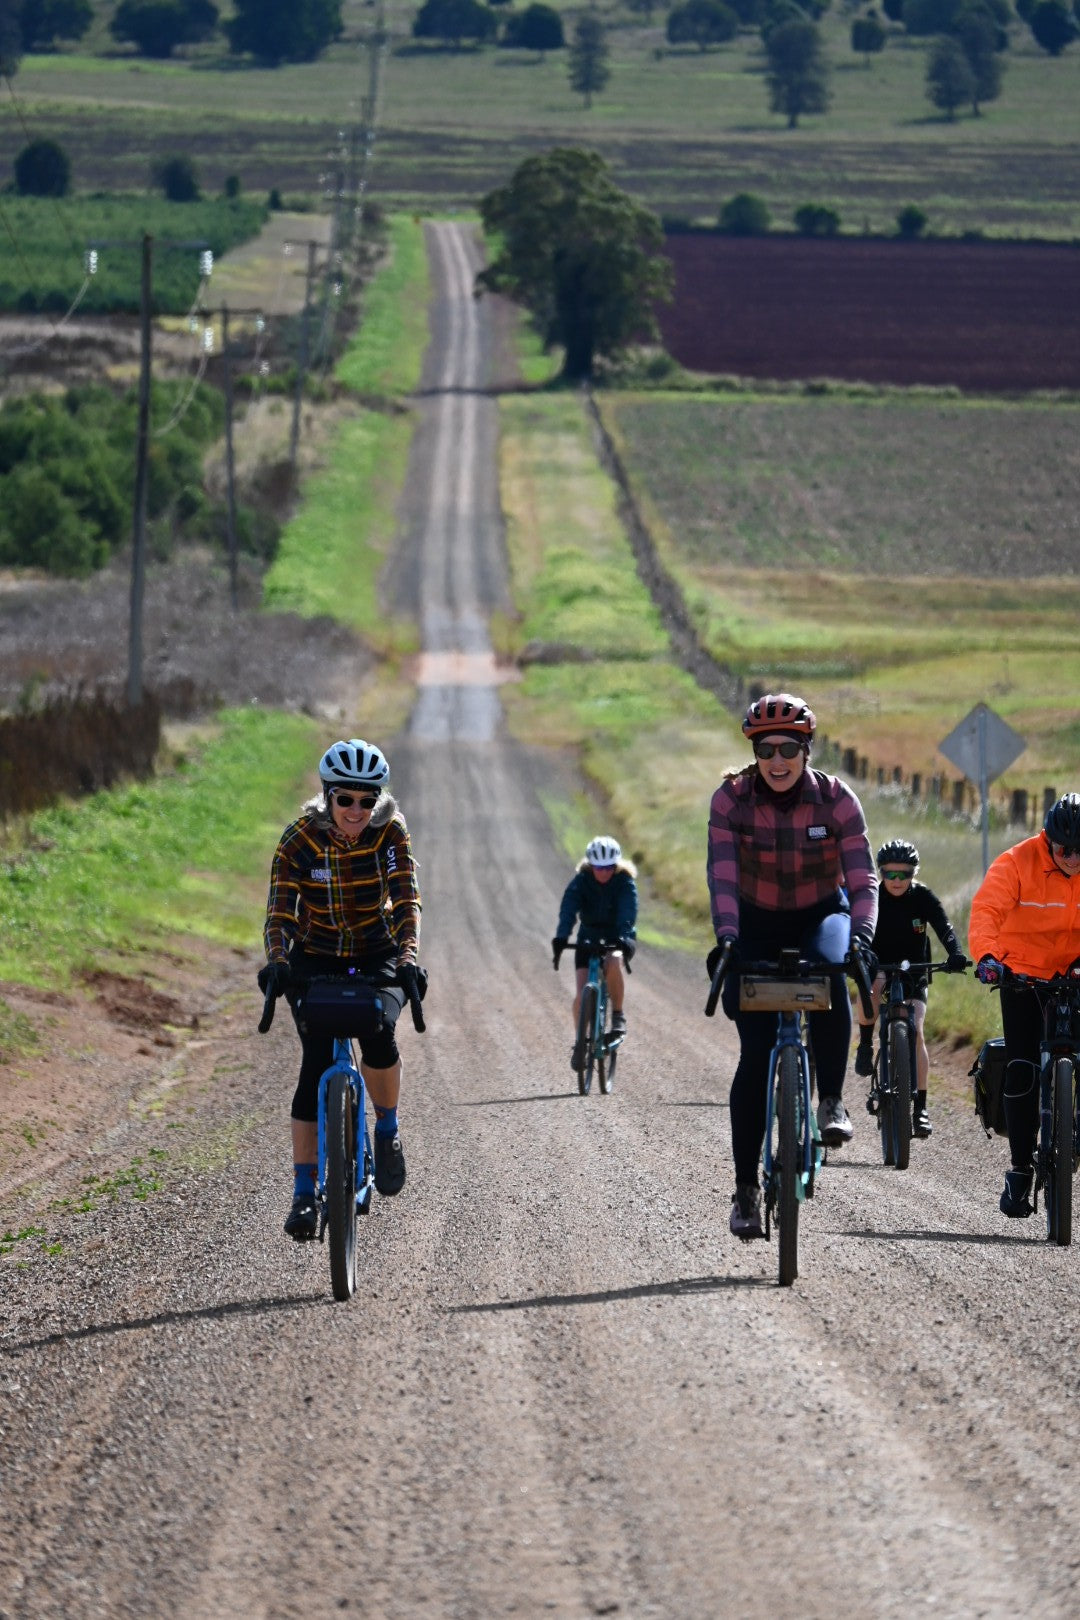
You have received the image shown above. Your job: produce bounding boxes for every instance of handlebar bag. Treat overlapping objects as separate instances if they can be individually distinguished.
[295,977,384,1040]
[970,1037,1008,1137]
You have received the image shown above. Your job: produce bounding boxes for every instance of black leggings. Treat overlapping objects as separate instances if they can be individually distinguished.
[724,901,852,1185]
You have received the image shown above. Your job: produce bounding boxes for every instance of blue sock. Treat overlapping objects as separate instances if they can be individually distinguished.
[374,1106,398,1138]
[293,1163,317,1198]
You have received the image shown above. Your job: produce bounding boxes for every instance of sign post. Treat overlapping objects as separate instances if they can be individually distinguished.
[938,704,1026,873]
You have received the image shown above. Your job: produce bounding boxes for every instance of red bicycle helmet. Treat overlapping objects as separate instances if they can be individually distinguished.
[742,692,816,741]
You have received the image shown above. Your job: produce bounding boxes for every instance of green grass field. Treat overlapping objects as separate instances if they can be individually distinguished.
[6,3,1080,234]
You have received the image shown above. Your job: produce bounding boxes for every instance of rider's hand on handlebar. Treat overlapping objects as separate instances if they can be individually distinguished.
[846,939,878,980]
[616,939,636,964]
[257,960,291,996]
[398,962,422,1004]
[975,954,1006,985]
[944,950,969,974]
[551,936,569,970]
[706,936,737,979]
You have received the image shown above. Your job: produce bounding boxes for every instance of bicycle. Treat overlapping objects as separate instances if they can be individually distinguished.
[707,942,872,1287]
[259,968,426,1300]
[992,971,1080,1247]
[555,937,630,1097]
[866,959,966,1172]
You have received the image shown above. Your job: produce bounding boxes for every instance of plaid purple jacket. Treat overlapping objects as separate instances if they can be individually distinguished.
[708,766,878,942]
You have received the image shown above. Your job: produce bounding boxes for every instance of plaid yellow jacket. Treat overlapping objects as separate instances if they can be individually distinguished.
[263,799,421,967]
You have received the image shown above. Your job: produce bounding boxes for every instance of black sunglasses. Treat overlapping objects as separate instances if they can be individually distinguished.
[1052,841,1080,860]
[753,740,804,760]
[332,790,378,809]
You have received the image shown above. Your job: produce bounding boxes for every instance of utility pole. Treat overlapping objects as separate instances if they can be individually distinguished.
[290,239,319,476]
[127,232,153,708]
[222,303,239,613]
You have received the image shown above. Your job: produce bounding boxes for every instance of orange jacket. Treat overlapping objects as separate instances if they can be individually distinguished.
[969,832,1080,978]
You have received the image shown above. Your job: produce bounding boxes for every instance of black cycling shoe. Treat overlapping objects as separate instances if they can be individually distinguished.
[1000,1166,1034,1219]
[374,1130,406,1196]
[284,1195,318,1241]
[853,1040,874,1079]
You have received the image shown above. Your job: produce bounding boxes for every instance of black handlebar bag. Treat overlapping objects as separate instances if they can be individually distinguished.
[294,976,385,1041]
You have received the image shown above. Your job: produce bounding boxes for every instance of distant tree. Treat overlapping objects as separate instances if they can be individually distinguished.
[568,13,610,106]
[925,35,974,115]
[223,173,242,198]
[20,0,94,50]
[1014,0,1036,18]
[14,137,71,196]
[760,0,805,37]
[155,153,201,201]
[413,0,496,45]
[851,7,886,58]
[477,147,672,379]
[1029,0,1076,49]
[955,4,1003,110]
[896,202,929,236]
[227,0,343,63]
[626,0,660,18]
[111,0,219,59]
[0,0,22,74]
[502,2,564,53]
[726,0,765,20]
[718,191,771,233]
[794,201,841,234]
[765,18,830,126]
[666,0,738,49]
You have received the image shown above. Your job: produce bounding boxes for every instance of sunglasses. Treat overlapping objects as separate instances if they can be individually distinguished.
[880,869,914,881]
[1052,842,1080,860]
[332,790,378,810]
[753,740,804,760]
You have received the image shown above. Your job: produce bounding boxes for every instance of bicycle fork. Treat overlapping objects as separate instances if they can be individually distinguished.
[762,1028,823,1222]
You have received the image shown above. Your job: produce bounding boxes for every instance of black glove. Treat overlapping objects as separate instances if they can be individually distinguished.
[846,940,878,981]
[257,961,291,996]
[706,936,738,979]
[944,949,969,974]
[398,962,421,1004]
[617,939,636,963]
[552,935,569,970]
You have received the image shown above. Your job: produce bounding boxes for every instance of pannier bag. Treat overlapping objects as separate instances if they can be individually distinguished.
[970,1036,1008,1137]
[295,977,384,1041]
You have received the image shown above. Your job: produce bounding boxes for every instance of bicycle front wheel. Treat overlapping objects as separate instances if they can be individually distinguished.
[1049,1057,1074,1247]
[777,1046,800,1287]
[889,1021,912,1172]
[596,987,612,1094]
[576,985,596,1096]
[326,1069,358,1301]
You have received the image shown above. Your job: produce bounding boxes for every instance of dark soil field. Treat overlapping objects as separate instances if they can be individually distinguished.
[660,236,1080,391]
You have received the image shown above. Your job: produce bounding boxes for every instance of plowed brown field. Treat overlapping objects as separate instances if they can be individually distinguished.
[660,236,1080,391]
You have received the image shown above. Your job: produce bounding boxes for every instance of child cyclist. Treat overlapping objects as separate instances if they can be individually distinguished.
[552,837,638,1072]
[853,839,968,1138]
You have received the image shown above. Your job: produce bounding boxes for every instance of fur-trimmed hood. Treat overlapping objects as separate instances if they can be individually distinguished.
[574,855,638,879]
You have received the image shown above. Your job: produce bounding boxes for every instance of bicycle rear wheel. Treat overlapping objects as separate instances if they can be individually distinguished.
[326,1069,358,1301]
[1049,1056,1074,1247]
[576,985,596,1096]
[596,987,612,1094]
[889,1021,912,1172]
[777,1046,800,1287]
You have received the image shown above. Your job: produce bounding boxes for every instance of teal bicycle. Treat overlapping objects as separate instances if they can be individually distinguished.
[556,937,630,1096]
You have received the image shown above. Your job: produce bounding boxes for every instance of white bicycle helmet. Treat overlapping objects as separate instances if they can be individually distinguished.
[585,836,621,868]
[319,737,390,791]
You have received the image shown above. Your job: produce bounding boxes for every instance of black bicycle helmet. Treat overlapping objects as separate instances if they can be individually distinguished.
[877,838,919,870]
[742,692,816,741]
[1045,793,1080,847]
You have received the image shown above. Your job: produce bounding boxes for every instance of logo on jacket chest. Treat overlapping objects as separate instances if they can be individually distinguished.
[807,825,829,841]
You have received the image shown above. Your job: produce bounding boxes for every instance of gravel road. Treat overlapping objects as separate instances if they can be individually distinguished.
[3,222,1080,1620]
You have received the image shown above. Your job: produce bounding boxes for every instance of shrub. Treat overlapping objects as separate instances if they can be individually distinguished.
[794,202,841,236]
[896,203,929,237]
[14,138,71,198]
[718,192,771,235]
[154,154,201,202]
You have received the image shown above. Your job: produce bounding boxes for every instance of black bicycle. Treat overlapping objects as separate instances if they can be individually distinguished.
[993,971,1080,1247]
[867,959,966,1171]
[556,938,630,1096]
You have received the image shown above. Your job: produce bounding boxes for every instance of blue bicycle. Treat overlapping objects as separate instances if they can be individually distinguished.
[557,937,630,1096]
[260,970,425,1301]
[707,943,872,1287]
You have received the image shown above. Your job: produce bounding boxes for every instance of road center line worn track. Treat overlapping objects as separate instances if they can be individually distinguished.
[3,222,1080,1620]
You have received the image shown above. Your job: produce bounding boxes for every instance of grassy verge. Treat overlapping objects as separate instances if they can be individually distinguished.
[497,387,1001,1052]
[261,214,429,643]
[0,709,319,989]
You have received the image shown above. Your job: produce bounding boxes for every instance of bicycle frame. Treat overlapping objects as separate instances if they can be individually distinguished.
[761,1008,821,1208]
[316,1036,374,1234]
[568,938,628,1096]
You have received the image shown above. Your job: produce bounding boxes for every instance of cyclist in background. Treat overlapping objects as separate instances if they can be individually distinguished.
[259,738,422,1241]
[969,793,1080,1219]
[853,839,968,1139]
[708,693,878,1239]
[552,836,638,1072]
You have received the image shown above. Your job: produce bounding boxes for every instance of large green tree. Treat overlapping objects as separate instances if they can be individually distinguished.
[227,0,343,63]
[925,35,974,117]
[111,0,218,58]
[568,12,610,107]
[413,0,497,47]
[0,0,22,73]
[477,148,672,380]
[764,18,830,126]
[1029,0,1076,49]
[20,0,93,51]
[666,0,738,49]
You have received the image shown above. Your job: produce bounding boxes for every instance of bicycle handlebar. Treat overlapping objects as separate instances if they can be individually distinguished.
[555,939,633,975]
[705,942,874,1021]
[255,970,427,1034]
[875,957,972,980]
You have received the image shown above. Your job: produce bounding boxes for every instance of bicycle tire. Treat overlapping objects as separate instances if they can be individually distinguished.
[889,1020,912,1172]
[577,985,596,1097]
[777,1045,800,1287]
[601,1043,616,1094]
[326,1068,358,1301]
[596,985,612,1094]
[1050,1056,1074,1247]
[877,1045,896,1168]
